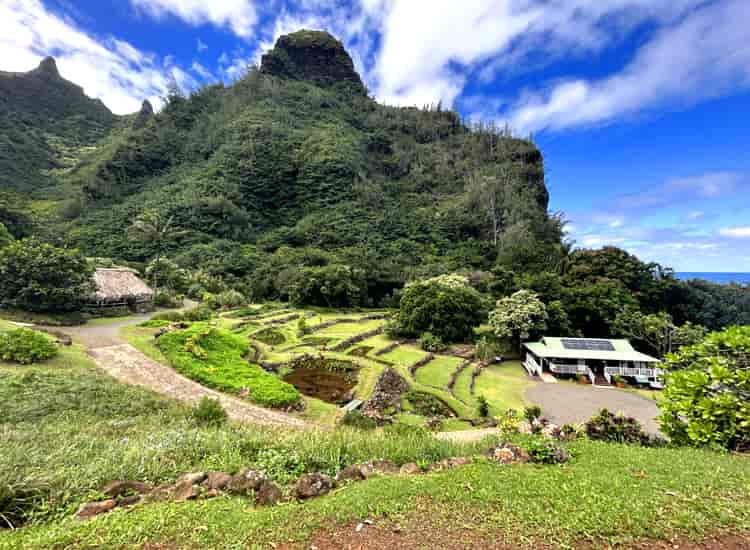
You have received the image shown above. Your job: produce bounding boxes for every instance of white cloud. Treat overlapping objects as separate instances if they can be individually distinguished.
[507,0,750,133]
[130,0,257,38]
[364,0,703,108]
[0,0,172,114]
[197,38,208,52]
[191,60,213,80]
[720,227,750,239]
[169,66,198,91]
[613,172,748,211]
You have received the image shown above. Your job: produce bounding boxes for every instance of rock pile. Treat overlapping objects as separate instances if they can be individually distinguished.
[74,448,553,521]
[75,470,282,521]
[360,368,409,423]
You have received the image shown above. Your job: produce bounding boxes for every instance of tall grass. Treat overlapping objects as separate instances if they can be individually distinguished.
[0,362,486,525]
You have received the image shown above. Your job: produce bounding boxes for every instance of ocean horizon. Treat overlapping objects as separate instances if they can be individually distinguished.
[676,272,750,285]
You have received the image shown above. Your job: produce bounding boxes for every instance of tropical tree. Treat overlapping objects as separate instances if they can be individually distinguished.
[488,290,548,353]
[0,222,13,248]
[395,274,486,343]
[0,238,94,312]
[614,308,707,358]
[659,326,750,451]
[128,210,186,290]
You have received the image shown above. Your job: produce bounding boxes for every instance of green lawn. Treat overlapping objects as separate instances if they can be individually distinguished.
[380,345,428,367]
[473,361,534,415]
[4,437,749,549]
[414,355,464,388]
[452,363,476,405]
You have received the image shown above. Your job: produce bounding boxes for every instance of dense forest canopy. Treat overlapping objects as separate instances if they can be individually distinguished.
[0,29,747,337]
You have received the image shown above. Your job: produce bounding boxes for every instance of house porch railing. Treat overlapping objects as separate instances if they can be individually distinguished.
[549,362,595,384]
[604,366,664,379]
[523,356,542,376]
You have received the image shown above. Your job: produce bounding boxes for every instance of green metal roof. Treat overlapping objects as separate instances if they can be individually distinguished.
[523,337,659,363]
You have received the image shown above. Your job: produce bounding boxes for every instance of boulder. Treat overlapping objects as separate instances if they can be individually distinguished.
[399,463,421,475]
[255,480,282,506]
[368,459,399,475]
[486,443,531,465]
[336,464,367,483]
[176,472,206,486]
[171,480,201,502]
[116,495,141,507]
[202,471,232,491]
[227,469,267,495]
[294,473,334,499]
[102,480,152,498]
[75,499,116,520]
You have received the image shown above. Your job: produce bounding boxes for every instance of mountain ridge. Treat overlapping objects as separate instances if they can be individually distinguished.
[0,30,561,307]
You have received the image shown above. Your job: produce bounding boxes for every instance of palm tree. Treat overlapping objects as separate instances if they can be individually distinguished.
[128,210,186,291]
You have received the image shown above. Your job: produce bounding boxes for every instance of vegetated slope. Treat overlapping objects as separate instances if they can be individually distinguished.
[4,30,561,304]
[0,57,119,196]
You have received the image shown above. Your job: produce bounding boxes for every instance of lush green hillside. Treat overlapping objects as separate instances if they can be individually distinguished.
[0,57,119,197]
[0,31,561,307]
[2,30,746,328]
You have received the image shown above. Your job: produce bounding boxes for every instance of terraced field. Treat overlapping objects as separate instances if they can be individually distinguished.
[161,305,538,431]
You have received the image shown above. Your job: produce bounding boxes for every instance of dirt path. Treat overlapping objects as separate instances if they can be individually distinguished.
[37,315,151,348]
[37,304,309,429]
[90,344,308,428]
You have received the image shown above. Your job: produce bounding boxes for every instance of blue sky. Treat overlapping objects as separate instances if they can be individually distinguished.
[2,0,749,271]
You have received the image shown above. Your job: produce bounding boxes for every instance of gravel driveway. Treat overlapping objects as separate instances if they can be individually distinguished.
[525,383,662,435]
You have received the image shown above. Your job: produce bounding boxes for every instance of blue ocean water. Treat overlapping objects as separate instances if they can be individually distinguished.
[676,272,750,285]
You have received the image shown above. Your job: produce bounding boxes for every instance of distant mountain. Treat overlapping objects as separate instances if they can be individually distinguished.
[0,30,562,305]
[0,57,118,195]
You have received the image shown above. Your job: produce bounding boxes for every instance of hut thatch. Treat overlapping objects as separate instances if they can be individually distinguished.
[90,268,154,308]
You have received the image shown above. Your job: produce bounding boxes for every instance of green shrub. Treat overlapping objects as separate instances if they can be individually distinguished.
[659,326,750,451]
[153,291,182,308]
[405,391,454,417]
[396,274,486,343]
[0,328,58,364]
[341,409,377,430]
[477,395,490,418]
[137,319,172,328]
[526,438,569,464]
[182,305,213,322]
[523,405,542,423]
[585,409,652,446]
[191,397,228,427]
[252,327,286,345]
[157,324,300,408]
[150,305,212,323]
[207,290,246,310]
[297,316,312,336]
[419,331,447,352]
[151,310,184,322]
[475,335,504,361]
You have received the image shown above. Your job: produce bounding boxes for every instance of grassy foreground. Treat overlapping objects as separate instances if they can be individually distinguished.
[1,349,749,548]
[3,440,749,549]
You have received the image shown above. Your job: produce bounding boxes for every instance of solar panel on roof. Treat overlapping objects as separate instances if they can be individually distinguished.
[561,338,615,351]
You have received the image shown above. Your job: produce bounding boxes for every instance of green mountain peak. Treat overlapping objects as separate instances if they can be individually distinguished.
[260,30,366,95]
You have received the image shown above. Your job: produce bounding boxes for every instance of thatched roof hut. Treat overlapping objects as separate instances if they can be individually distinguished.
[90,267,154,307]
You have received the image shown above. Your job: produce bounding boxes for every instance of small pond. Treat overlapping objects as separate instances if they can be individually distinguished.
[282,357,359,404]
[284,367,358,403]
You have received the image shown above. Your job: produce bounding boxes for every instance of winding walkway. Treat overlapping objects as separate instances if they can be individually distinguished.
[41,312,309,429]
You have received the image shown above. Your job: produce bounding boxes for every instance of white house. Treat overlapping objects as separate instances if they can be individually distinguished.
[523,337,663,388]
